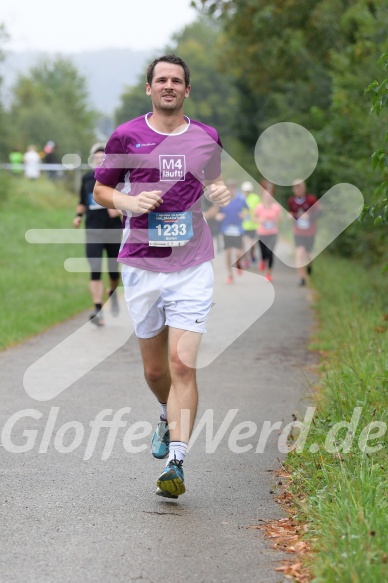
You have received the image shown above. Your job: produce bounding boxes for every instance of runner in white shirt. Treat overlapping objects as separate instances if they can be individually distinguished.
[23,145,41,180]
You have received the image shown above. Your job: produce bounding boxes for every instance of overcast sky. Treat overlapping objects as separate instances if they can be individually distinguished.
[1,0,198,53]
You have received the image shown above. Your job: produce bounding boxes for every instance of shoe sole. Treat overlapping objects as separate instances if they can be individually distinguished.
[156,487,178,499]
[157,472,186,497]
[151,450,169,460]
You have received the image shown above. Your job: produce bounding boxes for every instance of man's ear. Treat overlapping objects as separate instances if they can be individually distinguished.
[146,83,151,96]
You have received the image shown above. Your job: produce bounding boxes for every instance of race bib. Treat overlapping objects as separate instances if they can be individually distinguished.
[296,216,310,230]
[263,220,275,230]
[148,212,193,247]
[224,225,241,236]
[88,192,104,210]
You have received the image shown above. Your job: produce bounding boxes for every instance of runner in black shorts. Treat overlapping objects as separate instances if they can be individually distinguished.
[73,143,122,326]
[217,179,248,284]
[288,180,321,286]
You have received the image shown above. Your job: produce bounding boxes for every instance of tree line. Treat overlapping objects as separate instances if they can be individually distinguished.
[0,27,96,160]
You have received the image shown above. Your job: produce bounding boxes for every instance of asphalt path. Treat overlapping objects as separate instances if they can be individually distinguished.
[0,242,317,583]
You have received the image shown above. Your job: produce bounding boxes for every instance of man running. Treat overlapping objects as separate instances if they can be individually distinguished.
[217,179,248,284]
[288,180,321,286]
[93,54,230,498]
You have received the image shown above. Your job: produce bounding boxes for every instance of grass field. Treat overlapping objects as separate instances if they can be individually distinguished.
[286,255,388,582]
[0,174,94,349]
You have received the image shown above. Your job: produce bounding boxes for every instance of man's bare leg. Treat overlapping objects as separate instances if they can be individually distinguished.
[138,327,172,460]
[138,327,171,404]
[167,327,202,443]
[89,279,104,305]
[225,248,233,281]
[89,280,105,326]
[156,327,202,498]
[295,245,308,285]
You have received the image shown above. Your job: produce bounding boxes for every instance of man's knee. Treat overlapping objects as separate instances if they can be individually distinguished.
[169,350,197,378]
[144,364,169,384]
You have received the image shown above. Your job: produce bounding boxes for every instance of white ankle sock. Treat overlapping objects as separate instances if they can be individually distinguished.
[167,441,187,464]
[159,402,167,421]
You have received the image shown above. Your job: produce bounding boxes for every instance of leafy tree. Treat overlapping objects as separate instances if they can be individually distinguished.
[0,24,12,159]
[193,0,388,260]
[9,57,97,158]
[364,52,388,229]
[115,83,151,126]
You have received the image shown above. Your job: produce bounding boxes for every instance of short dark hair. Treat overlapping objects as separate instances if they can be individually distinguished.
[146,54,190,87]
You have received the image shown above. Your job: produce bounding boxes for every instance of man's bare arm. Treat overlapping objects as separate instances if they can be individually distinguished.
[93,181,163,214]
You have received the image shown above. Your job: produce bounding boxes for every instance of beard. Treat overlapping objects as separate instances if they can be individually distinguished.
[155,93,185,111]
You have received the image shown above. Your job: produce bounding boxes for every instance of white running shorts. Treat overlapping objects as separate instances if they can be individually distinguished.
[121,261,214,338]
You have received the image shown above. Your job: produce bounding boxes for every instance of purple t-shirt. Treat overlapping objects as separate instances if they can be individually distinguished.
[94,114,223,273]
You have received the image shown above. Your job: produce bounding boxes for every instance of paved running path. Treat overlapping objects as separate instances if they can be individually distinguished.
[0,243,317,583]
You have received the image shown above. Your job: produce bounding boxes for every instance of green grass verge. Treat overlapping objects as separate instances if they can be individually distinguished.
[0,173,95,350]
[286,255,388,582]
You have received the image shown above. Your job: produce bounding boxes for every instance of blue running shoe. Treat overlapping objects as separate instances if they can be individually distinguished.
[151,419,170,459]
[156,459,185,497]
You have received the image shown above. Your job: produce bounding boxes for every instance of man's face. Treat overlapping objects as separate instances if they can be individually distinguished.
[92,151,105,168]
[146,62,190,112]
[292,181,306,197]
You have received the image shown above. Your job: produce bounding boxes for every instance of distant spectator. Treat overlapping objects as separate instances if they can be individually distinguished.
[23,145,41,180]
[43,140,59,180]
[9,148,24,175]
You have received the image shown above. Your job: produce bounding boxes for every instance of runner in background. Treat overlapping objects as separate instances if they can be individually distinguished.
[288,179,321,286]
[217,179,248,284]
[241,181,261,266]
[73,143,122,326]
[255,180,282,282]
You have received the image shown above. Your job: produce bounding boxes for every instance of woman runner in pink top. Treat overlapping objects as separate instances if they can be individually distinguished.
[254,181,282,281]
